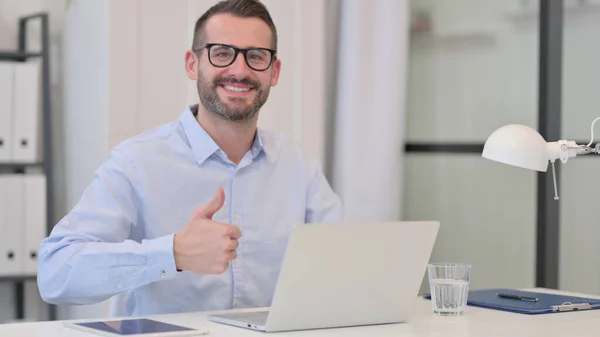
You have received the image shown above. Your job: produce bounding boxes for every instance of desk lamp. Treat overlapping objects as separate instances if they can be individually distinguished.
[482,118,600,200]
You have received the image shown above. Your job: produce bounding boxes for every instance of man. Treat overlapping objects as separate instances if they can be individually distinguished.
[38,0,341,317]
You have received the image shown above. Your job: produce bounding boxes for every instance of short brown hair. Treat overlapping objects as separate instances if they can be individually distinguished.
[192,0,277,50]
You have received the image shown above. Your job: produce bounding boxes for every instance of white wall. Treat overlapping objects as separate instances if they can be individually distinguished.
[256,0,329,165]
[404,0,539,292]
[13,0,600,323]
[61,0,110,320]
[406,0,538,142]
[61,0,333,320]
[99,0,329,161]
[405,0,600,295]
[559,2,600,295]
[0,0,66,323]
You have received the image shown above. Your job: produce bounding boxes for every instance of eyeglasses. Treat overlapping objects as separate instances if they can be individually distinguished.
[194,43,277,72]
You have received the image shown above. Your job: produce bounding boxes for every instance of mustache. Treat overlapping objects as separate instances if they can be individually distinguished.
[214,76,260,89]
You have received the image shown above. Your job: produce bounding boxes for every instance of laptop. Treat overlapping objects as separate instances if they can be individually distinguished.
[207,221,440,332]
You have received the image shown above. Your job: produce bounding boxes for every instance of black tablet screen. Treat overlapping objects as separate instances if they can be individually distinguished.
[74,318,195,335]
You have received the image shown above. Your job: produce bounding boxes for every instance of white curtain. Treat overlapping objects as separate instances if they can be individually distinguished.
[330,0,409,222]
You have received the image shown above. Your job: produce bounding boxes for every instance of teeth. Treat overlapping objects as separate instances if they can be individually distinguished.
[224,85,250,93]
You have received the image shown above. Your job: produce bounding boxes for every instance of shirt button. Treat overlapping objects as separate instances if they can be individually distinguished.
[117,284,124,289]
[161,270,168,278]
[234,214,239,220]
[62,221,68,226]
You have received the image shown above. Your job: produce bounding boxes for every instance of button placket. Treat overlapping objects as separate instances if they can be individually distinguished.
[231,174,244,306]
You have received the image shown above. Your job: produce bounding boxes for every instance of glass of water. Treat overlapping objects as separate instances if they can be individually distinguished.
[427,263,471,316]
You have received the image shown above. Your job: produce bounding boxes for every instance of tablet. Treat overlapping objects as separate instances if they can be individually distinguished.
[63,318,209,337]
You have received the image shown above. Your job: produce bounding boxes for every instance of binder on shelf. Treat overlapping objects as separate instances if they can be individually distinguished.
[22,174,46,274]
[0,63,14,163]
[12,60,42,163]
[0,175,25,276]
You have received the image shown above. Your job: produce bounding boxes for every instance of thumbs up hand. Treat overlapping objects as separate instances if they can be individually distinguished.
[173,187,242,274]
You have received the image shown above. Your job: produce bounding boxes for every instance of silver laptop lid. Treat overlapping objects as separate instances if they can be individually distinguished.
[265,221,440,332]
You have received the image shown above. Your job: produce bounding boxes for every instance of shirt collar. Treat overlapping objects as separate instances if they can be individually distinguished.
[179,104,265,165]
[250,130,264,159]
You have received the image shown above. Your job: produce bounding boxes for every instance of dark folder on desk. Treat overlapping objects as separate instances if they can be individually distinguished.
[463,289,600,314]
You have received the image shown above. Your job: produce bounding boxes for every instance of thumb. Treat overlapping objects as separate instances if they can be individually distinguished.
[195,187,225,219]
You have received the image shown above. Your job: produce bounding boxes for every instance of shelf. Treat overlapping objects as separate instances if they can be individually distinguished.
[0,163,44,168]
[505,3,600,21]
[405,142,484,154]
[411,31,496,42]
[0,51,42,62]
[0,11,56,321]
[0,275,36,282]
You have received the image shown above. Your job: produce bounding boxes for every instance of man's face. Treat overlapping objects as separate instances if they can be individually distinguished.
[185,14,281,122]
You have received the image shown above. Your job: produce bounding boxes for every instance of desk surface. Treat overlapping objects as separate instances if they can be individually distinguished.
[2,288,599,336]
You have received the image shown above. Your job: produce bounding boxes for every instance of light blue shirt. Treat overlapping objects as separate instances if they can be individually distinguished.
[38,105,342,317]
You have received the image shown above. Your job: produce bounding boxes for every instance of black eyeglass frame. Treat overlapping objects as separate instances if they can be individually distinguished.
[194,43,277,72]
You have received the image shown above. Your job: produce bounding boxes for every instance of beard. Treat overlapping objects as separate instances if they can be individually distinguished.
[197,71,270,122]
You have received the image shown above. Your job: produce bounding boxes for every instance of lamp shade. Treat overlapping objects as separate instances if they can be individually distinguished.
[482,124,549,172]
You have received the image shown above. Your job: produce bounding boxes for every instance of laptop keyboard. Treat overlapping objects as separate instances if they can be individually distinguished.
[220,311,269,326]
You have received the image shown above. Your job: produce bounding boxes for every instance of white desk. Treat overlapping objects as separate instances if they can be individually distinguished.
[2,288,599,336]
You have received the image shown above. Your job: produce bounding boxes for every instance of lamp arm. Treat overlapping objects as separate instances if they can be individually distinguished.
[546,138,598,201]
[547,140,580,163]
[548,140,599,164]
[548,117,600,161]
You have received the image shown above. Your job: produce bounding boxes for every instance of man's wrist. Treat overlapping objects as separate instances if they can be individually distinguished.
[173,234,184,272]
[142,234,178,282]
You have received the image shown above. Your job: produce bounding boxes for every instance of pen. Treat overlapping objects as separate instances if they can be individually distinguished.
[497,293,538,302]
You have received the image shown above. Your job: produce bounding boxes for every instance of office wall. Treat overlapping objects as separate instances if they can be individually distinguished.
[7,0,599,324]
[559,2,600,295]
[406,0,539,142]
[405,0,600,295]
[0,0,66,323]
[404,0,539,292]
[61,0,110,320]
[100,0,329,163]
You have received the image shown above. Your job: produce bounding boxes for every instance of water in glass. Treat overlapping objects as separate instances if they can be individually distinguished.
[429,278,469,316]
